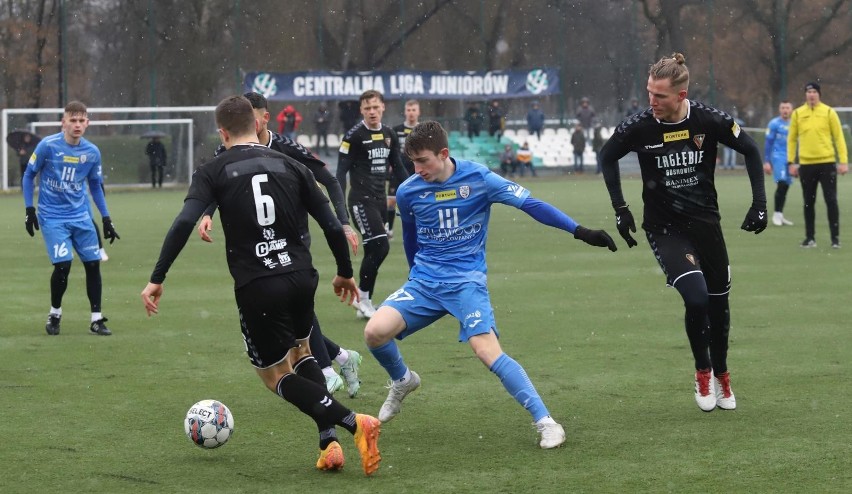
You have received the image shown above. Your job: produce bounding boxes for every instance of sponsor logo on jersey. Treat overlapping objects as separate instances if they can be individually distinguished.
[505,184,526,198]
[29,153,36,164]
[459,185,470,198]
[731,122,741,138]
[663,130,689,142]
[384,138,392,147]
[62,156,80,164]
[685,254,696,265]
[339,141,350,154]
[644,143,663,149]
[80,154,87,164]
[693,134,706,149]
[435,189,457,201]
[371,133,384,141]
[418,191,432,199]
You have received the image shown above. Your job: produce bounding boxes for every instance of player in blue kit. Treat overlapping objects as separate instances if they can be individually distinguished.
[363,121,617,449]
[763,101,795,226]
[22,101,120,336]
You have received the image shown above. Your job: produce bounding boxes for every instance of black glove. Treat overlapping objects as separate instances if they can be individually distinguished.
[102,216,121,244]
[614,206,638,248]
[741,204,767,234]
[574,226,617,252]
[25,207,39,237]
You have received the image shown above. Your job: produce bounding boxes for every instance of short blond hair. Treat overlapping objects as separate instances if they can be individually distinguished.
[649,52,689,89]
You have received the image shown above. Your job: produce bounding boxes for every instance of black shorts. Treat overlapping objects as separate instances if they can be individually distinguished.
[645,223,731,295]
[350,197,388,243]
[235,270,319,369]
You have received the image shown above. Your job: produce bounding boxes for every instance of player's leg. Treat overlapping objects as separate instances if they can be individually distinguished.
[70,219,111,335]
[817,164,840,245]
[798,165,819,245]
[307,314,345,394]
[324,335,363,398]
[239,273,381,474]
[386,188,397,239]
[40,219,75,335]
[351,200,390,318]
[646,230,716,411]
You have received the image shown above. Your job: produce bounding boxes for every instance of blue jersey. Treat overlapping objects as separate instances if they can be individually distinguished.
[395,159,530,285]
[764,116,789,164]
[23,132,109,221]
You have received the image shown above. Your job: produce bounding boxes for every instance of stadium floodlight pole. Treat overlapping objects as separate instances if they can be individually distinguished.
[2,106,215,191]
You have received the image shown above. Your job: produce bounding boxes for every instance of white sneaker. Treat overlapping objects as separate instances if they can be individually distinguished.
[355,297,376,319]
[378,371,421,423]
[694,369,716,412]
[339,350,362,398]
[772,212,783,226]
[99,248,109,261]
[714,371,737,410]
[780,215,794,226]
[536,421,566,449]
[325,373,344,394]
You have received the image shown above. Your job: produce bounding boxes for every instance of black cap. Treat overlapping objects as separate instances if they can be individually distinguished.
[804,81,821,94]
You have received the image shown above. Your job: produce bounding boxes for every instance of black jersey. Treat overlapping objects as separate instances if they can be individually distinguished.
[215,130,348,225]
[188,144,348,288]
[392,123,416,175]
[336,121,407,201]
[600,100,764,232]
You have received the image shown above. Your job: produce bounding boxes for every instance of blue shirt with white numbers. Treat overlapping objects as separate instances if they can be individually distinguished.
[396,158,530,285]
[23,132,109,221]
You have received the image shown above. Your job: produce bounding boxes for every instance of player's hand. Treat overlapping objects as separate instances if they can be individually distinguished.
[838,163,848,175]
[614,206,638,248]
[141,282,163,316]
[332,275,359,305]
[762,162,772,175]
[198,215,214,243]
[102,216,120,244]
[574,226,617,252]
[343,224,359,256]
[788,163,799,178]
[741,204,767,234]
[25,207,39,237]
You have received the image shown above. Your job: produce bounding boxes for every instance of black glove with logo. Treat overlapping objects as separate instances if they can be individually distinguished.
[25,207,39,237]
[741,203,767,234]
[614,206,638,248]
[102,216,121,244]
[574,226,617,252]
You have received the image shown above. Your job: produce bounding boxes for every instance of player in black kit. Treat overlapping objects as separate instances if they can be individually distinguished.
[141,96,381,475]
[599,53,767,413]
[197,92,364,398]
[336,90,409,319]
[386,99,420,239]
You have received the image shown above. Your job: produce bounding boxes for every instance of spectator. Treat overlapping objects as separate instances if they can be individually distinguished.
[526,102,545,140]
[487,100,505,140]
[338,100,361,134]
[15,132,38,187]
[499,144,517,177]
[314,103,331,154]
[277,105,303,140]
[145,136,167,188]
[592,124,605,174]
[576,97,595,139]
[464,102,484,140]
[571,123,586,173]
[625,98,642,117]
[516,141,536,177]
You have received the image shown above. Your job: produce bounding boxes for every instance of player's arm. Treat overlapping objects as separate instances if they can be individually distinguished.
[149,198,208,285]
[519,197,616,251]
[309,164,359,255]
[598,135,638,247]
[197,202,219,243]
[763,124,774,172]
[829,109,849,169]
[722,129,768,233]
[336,153,353,198]
[22,144,43,236]
[388,131,409,184]
[396,193,418,268]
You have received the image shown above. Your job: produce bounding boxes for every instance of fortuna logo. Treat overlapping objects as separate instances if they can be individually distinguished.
[663,130,689,142]
[418,191,432,199]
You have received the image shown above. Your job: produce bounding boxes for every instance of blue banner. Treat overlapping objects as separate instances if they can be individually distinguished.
[244,69,559,101]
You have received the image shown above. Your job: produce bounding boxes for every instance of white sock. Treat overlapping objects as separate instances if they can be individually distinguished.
[535,416,557,426]
[91,312,103,323]
[396,369,412,384]
[321,367,337,378]
[50,307,62,316]
[334,349,350,365]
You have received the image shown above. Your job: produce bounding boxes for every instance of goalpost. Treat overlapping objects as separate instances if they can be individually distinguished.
[2,106,215,191]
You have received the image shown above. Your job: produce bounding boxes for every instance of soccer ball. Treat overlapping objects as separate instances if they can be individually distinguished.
[184,399,234,449]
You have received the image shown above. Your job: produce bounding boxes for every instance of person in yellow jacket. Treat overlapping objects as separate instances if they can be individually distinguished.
[787,82,848,248]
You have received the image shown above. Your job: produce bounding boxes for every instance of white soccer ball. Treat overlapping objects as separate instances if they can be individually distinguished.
[184,399,234,449]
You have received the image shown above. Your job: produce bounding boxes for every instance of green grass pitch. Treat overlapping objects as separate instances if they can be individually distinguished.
[1,173,849,493]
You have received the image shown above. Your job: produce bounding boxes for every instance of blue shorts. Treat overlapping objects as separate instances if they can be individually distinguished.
[40,217,101,263]
[770,156,793,185]
[380,279,499,342]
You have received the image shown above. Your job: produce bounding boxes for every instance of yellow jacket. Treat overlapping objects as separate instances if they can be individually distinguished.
[787,102,848,165]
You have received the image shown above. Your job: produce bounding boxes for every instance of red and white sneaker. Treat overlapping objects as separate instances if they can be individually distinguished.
[714,371,737,410]
[694,369,716,412]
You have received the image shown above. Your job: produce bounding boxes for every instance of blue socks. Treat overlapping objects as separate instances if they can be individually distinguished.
[369,340,408,381]
[490,353,549,422]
